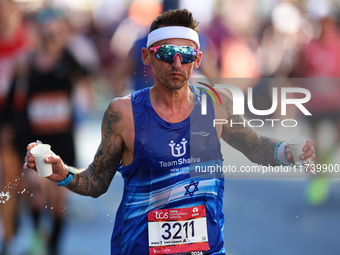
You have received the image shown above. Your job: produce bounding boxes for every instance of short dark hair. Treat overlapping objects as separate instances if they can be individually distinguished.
[149,9,199,33]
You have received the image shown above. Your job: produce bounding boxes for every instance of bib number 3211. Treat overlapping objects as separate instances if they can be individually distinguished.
[148,205,209,254]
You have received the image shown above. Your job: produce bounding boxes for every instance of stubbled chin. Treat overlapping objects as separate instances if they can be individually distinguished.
[167,83,187,91]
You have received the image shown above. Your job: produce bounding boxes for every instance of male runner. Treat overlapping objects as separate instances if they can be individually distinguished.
[24,9,315,255]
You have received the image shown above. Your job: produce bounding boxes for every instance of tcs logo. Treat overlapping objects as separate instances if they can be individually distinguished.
[155,211,169,220]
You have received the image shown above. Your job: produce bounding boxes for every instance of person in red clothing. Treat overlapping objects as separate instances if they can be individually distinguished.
[0,0,30,253]
[8,8,89,255]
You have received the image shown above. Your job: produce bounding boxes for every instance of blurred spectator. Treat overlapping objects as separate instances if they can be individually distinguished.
[206,0,261,91]
[255,2,305,120]
[67,19,100,122]
[0,0,30,254]
[110,0,162,96]
[113,36,154,96]
[297,0,340,206]
[259,2,304,78]
[8,8,90,254]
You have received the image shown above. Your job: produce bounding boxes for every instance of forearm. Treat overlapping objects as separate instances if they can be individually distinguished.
[223,118,279,166]
[66,163,115,198]
[247,135,278,166]
[219,92,280,166]
[65,100,125,197]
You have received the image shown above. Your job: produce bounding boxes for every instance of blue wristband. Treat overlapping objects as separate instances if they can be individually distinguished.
[274,141,289,166]
[57,167,74,186]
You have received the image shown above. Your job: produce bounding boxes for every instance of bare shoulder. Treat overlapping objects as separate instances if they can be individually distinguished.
[214,88,233,118]
[108,94,133,116]
[212,87,257,143]
[103,94,133,133]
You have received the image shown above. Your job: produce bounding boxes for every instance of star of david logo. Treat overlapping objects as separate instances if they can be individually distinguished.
[184,180,199,197]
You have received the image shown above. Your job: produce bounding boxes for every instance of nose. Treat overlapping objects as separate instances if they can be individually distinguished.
[172,53,182,68]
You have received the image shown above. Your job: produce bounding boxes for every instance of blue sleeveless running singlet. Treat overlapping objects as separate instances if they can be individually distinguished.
[111,85,225,255]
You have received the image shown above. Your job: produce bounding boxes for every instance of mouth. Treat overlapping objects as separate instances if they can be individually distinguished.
[169,72,183,79]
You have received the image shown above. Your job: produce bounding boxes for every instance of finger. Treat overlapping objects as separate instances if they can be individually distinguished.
[28,160,36,169]
[45,154,59,164]
[25,152,35,164]
[285,146,292,160]
[311,153,316,161]
[284,145,294,164]
[27,142,39,151]
[302,139,314,152]
[24,157,36,169]
[300,147,315,160]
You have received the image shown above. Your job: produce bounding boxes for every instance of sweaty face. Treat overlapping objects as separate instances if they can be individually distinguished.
[149,38,201,91]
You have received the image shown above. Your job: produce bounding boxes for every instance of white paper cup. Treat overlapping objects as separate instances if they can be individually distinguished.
[288,136,307,166]
[30,144,53,177]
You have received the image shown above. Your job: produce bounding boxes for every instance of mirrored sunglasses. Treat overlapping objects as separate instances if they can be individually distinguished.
[149,44,199,64]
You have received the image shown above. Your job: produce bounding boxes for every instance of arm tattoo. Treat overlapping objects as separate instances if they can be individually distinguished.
[67,104,123,197]
[222,93,278,166]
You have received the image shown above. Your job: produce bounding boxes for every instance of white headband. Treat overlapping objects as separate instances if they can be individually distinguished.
[146,26,200,49]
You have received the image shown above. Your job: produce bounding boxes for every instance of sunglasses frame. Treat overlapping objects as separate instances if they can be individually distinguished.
[149,44,200,64]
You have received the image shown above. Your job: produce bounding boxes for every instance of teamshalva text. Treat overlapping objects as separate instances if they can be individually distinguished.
[159,157,201,168]
[213,118,298,128]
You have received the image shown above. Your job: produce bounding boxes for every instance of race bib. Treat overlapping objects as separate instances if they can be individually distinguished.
[27,91,72,134]
[148,205,209,255]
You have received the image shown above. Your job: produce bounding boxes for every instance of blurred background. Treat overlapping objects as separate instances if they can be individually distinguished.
[1,0,340,254]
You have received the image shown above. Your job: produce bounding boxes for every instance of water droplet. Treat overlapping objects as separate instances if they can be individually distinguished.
[0,191,10,203]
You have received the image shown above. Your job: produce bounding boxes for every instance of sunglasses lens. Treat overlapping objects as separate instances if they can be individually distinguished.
[179,46,197,63]
[156,45,197,64]
[157,46,175,63]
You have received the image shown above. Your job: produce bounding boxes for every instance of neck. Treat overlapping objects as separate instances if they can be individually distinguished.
[149,83,194,123]
[151,83,192,107]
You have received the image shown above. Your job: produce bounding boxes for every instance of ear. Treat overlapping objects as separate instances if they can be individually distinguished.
[193,51,202,69]
[142,47,152,66]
